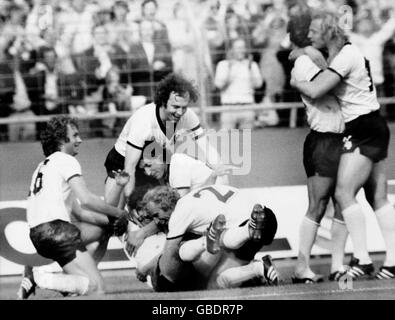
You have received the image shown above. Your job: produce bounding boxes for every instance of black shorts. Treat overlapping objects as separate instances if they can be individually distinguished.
[104,146,164,186]
[303,130,343,178]
[342,111,390,162]
[104,147,125,178]
[30,220,87,267]
[232,220,267,261]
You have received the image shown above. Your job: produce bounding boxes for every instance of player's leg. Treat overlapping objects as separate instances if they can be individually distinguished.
[18,221,103,299]
[221,205,276,249]
[76,222,111,264]
[328,200,349,280]
[364,161,395,279]
[215,254,278,289]
[294,175,334,282]
[334,150,373,267]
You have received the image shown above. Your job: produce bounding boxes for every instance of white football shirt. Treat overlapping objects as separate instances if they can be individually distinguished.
[169,153,215,192]
[293,55,344,133]
[114,103,204,156]
[27,152,82,228]
[167,185,263,240]
[329,43,380,123]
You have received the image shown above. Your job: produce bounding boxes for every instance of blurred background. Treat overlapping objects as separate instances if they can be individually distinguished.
[1,0,395,142]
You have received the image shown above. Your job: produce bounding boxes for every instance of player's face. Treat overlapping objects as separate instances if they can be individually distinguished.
[141,159,166,179]
[164,92,189,123]
[63,124,82,156]
[308,19,326,49]
[145,201,170,230]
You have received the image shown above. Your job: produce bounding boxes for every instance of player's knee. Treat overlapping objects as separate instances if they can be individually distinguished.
[86,277,105,295]
[334,185,351,207]
[306,198,329,223]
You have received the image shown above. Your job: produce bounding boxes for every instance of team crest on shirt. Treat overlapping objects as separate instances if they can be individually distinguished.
[343,135,353,150]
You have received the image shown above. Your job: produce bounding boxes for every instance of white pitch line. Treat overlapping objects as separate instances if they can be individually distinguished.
[193,284,395,300]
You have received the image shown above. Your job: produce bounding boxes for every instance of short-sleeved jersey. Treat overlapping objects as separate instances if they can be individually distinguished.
[329,43,380,123]
[167,185,262,240]
[114,103,204,156]
[26,152,82,228]
[293,55,344,133]
[169,153,214,192]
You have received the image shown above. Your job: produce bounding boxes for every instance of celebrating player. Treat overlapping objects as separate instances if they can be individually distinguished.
[288,12,348,283]
[291,10,395,280]
[17,116,127,299]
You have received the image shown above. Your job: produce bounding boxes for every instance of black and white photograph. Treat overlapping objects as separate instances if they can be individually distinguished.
[1,0,395,306]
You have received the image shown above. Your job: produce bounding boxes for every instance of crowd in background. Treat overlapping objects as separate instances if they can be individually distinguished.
[1,0,395,141]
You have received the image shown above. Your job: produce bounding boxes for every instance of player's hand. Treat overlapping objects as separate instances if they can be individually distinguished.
[304,46,328,69]
[288,48,304,61]
[110,213,129,237]
[125,228,146,256]
[290,68,298,88]
[213,164,238,176]
[135,269,147,282]
[112,169,130,187]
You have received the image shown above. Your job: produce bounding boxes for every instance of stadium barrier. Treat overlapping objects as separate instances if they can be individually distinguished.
[1,97,395,129]
[1,183,394,276]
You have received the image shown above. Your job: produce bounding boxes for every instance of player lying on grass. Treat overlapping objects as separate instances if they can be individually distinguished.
[131,185,279,291]
[17,116,128,299]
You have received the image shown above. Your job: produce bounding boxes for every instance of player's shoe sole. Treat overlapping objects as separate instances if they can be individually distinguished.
[249,204,265,241]
[16,266,36,300]
[262,255,279,286]
[206,214,226,254]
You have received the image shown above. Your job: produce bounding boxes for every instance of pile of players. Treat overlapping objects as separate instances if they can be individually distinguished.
[17,73,279,299]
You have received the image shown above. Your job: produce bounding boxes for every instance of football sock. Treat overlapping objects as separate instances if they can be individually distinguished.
[33,269,90,295]
[375,202,395,266]
[294,217,319,278]
[342,203,371,264]
[221,225,250,249]
[178,237,206,262]
[330,219,348,273]
[216,261,262,289]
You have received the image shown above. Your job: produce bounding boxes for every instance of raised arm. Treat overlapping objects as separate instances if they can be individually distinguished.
[123,145,143,198]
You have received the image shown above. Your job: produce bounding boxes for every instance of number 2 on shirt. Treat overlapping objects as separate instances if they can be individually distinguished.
[193,186,235,203]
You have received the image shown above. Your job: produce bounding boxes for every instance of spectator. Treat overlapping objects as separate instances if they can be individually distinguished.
[214,37,262,129]
[129,19,173,103]
[166,1,200,81]
[105,0,139,50]
[96,66,133,136]
[349,9,395,98]
[140,0,171,50]
[56,0,97,73]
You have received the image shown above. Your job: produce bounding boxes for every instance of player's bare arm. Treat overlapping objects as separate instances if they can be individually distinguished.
[71,199,110,227]
[291,69,340,100]
[124,145,142,198]
[68,176,126,218]
[105,170,130,207]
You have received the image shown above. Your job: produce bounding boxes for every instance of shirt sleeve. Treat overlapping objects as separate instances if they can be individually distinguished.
[126,112,151,150]
[60,154,82,182]
[328,46,354,79]
[293,55,322,82]
[167,199,194,240]
[178,109,204,140]
[169,154,192,190]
